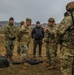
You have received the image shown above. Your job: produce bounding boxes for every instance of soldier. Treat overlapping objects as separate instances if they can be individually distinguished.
[17,21,25,55]
[4,17,17,61]
[57,2,74,75]
[44,18,58,69]
[18,18,32,61]
[17,18,31,69]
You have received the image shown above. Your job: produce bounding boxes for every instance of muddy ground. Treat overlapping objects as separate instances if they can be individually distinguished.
[0,34,61,75]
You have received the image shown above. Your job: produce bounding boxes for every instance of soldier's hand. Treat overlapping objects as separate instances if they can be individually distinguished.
[32,38,34,41]
[19,30,24,33]
[42,40,45,44]
[11,37,16,40]
[45,28,48,31]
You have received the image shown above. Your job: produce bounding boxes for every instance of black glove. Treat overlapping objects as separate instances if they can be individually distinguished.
[11,37,16,40]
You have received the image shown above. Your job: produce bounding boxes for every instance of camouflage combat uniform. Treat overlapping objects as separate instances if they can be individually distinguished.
[57,2,74,75]
[17,21,25,55]
[58,14,74,75]
[4,24,17,59]
[44,23,58,68]
[18,24,31,60]
[17,26,22,55]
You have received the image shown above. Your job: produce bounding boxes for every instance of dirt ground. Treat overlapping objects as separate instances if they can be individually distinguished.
[0,34,61,75]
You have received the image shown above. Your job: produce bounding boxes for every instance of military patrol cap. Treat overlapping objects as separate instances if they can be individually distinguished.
[26,18,32,22]
[48,18,55,22]
[66,1,74,11]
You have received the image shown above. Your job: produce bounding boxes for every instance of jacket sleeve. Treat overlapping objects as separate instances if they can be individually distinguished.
[17,26,25,39]
[44,31,50,43]
[31,28,35,39]
[58,16,72,35]
[42,28,44,38]
[4,26,13,39]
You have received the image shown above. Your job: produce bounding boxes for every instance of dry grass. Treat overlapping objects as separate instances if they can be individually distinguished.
[0,34,61,75]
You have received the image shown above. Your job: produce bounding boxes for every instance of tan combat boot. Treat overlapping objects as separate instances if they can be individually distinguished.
[24,62,29,67]
[19,63,28,70]
[48,65,56,70]
[43,62,51,67]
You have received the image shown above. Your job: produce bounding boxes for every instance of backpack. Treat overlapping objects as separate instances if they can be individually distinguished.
[0,56,9,68]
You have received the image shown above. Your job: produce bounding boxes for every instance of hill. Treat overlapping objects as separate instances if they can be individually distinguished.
[0,21,47,29]
[0,21,20,27]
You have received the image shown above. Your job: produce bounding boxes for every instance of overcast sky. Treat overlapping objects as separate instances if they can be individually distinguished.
[0,0,73,23]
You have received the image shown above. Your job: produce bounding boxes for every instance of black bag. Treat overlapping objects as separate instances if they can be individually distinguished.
[0,56,9,68]
[12,61,24,65]
[25,59,43,65]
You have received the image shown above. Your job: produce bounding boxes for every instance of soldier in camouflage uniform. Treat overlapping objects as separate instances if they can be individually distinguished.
[17,18,31,61]
[4,17,17,61]
[44,18,58,69]
[17,21,25,55]
[57,2,74,75]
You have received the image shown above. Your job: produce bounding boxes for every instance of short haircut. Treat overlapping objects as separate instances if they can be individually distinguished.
[36,21,40,24]
[9,17,14,21]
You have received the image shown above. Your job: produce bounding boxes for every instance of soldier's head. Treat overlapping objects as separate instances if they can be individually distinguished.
[26,18,32,26]
[20,21,25,26]
[36,21,40,27]
[9,17,14,25]
[48,18,55,26]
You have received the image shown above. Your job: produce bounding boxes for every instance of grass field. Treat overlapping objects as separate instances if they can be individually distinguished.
[0,34,61,75]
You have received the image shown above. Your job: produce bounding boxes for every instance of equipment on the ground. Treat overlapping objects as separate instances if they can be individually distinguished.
[12,59,43,65]
[0,56,9,68]
[25,59,43,65]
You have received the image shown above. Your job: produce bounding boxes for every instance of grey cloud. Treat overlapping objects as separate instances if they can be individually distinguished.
[0,0,73,23]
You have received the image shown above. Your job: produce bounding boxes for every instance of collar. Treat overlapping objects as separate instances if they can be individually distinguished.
[8,23,13,26]
[47,23,54,27]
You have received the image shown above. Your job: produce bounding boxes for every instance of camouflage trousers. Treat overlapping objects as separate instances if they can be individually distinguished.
[20,44,29,60]
[17,43,21,55]
[60,46,74,75]
[46,43,57,67]
[5,40,14,58]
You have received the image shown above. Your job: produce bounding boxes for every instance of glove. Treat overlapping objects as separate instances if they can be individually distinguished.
[11,37,16,40]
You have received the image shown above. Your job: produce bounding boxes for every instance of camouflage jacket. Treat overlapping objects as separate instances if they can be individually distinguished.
[44,24,57,43]
[17,26,22,42]
[17,24,31,45]
[4,24,17,41]
[58,14,74,48]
